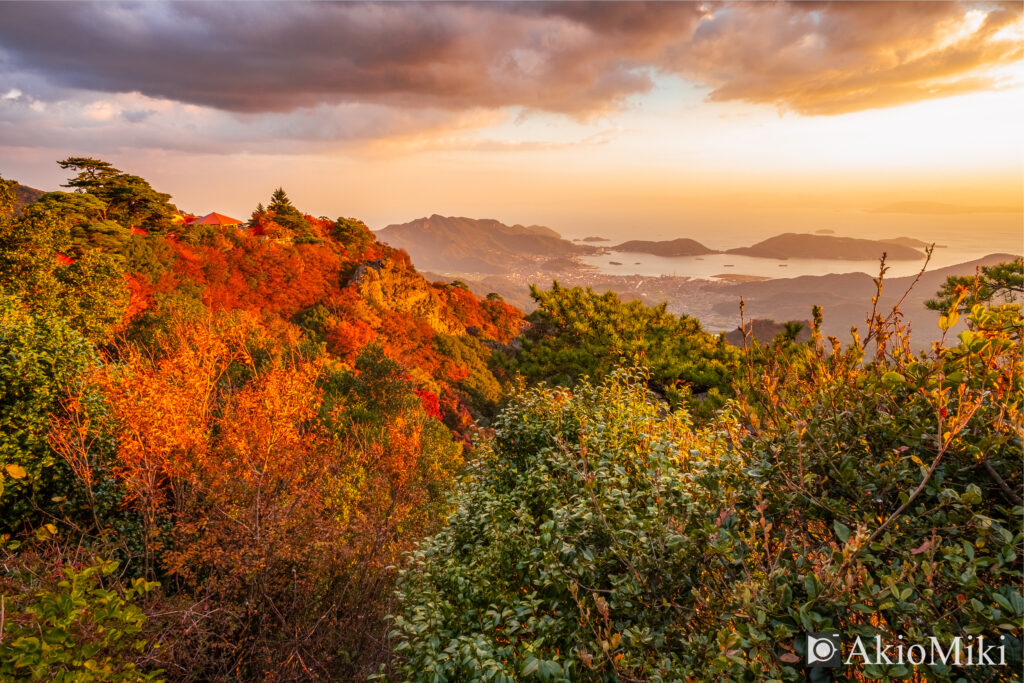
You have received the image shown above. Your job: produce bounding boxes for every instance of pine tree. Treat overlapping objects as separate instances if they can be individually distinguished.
[266,187,310,234]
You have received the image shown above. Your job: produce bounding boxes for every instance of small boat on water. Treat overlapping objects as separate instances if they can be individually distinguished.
[778,264,788,267]
[609,261,622,265]
[724,264,734,267]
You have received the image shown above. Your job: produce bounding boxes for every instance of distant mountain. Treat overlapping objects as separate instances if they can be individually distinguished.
[724,318,812,347]
[376,214,595,274]
[611,238,715,257]
[880,236,943,249]
[519,224,562,239]
[726,232,923,260]
[12,182,46,214]
[711,253,1020,349]
[582,236,610,242]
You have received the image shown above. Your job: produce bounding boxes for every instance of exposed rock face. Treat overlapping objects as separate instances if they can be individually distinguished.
[350,258,465,335]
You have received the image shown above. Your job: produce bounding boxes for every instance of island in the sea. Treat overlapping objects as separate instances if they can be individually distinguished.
[726,233,924,260]
[610,238,716,257]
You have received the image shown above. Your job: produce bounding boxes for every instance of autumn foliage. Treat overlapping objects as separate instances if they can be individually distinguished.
[4,162,1019,682]
[0,167,516,680]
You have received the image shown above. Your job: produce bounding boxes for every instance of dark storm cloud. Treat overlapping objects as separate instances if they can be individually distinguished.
[0,1,1020,117]
[0,1,690,114]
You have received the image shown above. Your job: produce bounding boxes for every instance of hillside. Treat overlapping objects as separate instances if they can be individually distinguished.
[611,237,716,257]
[376,214,596,273]
[0,160,527,679]
[712,252,1019,345]
[723,317,812,346]
[3,162,1022,683]
[12,181,45,213]
[422,270,538,312]
[726,232,924,260]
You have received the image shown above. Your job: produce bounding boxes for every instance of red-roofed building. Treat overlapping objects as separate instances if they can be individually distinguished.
[191,212,243,227]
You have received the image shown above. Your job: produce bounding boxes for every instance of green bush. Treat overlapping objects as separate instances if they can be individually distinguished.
[0,556,160,682]
[500,283,739,417]
[390,369,753,681]
[390,297,1023,681]
[0,295,101,532]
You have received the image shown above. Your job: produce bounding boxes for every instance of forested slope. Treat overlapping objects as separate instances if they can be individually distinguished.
[1,160,1020,682]
[0,160,521,680]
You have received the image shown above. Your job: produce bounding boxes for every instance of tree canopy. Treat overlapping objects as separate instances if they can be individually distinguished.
[927,258,1023,313]
[500,282,740,413]
[59,157,177,232]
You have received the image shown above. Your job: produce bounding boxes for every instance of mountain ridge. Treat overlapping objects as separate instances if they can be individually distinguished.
[376,214,595,273]
[12,182,46,214]
[726,232,924,260]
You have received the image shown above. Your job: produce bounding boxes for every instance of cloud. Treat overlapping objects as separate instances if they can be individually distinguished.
[0,0,1020,161]
[367,125,624,156]
[681,2,1024,115]
[0,2,686,115]
[0,89,500,155]
[1,1,1017,119]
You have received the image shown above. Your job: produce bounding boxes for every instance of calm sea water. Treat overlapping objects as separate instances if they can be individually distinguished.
[572,207,1021,280]
[581,246,1007,280]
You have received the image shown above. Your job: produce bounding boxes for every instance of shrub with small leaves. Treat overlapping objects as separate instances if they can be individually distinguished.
[390,293,1022,681]
[0,557,161,682]
[389,369,755,681]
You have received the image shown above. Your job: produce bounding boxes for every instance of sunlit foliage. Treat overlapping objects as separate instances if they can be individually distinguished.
[500,282,740,415]
[392,271,1023,681]
[3,157,1020,682]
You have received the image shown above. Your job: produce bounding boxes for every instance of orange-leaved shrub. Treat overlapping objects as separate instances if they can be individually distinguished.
[55,311,462,680]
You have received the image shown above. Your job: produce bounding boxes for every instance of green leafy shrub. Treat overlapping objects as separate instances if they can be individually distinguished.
[391,293,1023,681]
[390,369,753,681]
[0,295,101,532]
[500,283,739,417]
[0,203,129,344]
[0,556,160,682]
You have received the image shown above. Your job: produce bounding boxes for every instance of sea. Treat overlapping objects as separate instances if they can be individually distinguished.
[580,247,1008,280]
[573,208,1022,280]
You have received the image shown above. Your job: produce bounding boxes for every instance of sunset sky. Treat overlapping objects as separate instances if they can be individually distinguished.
[1,1,1021,250]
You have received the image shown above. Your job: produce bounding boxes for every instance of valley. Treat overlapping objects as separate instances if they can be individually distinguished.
[378,215,1020,347]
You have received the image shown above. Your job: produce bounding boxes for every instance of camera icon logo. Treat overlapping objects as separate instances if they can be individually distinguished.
[806,632,842,667]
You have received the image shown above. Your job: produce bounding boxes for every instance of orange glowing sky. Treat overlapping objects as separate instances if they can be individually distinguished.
[1,1,1021,252]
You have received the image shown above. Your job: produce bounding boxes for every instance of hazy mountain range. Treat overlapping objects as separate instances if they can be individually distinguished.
[376,214,596,273]
[377,215,1018,349]
[713,253,1019,345]
[612,238,715,257]
[379,216,931,271]
[724,232,925,260]
[615,233,927,260]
